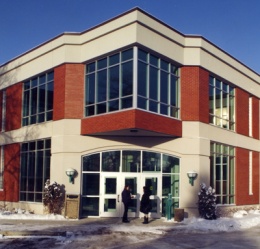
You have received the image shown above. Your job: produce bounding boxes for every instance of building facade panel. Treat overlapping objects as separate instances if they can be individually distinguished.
[81,109,182,137]
[236,88,250,136]
[0,143,20,202]
[0,91,3,131]
[181,67,209,123]
[236,147,259,205]
[5,83,22,132]
[54,64,84,120]
[252,96,259,139]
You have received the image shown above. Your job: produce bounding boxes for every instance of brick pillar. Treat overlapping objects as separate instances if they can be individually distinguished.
[5,83,22,131]
[181,67,209,123]
[53,64,85,120]
[252,96,259,139]
[236,148,259,205]
[0,143,20,202]
[236,88,249,136]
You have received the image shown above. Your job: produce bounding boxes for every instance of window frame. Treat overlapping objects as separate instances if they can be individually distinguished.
[210,142,235,205]
[20,138,51,202]
[209,76,235,130]
[84,46,180,119]
[22,71,54,126]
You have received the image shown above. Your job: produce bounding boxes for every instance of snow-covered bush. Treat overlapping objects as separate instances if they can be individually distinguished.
[198,183,217,220]
[43,180,65,214]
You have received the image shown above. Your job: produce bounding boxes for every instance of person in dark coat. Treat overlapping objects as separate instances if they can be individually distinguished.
[140,186,152,224]
[121,185,132,223]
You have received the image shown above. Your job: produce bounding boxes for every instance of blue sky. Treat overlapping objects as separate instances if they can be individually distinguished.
[1,0,260,73]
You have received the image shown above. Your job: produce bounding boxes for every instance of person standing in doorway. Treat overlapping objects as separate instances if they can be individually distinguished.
[140,186,152,224]
[121,185,132,223]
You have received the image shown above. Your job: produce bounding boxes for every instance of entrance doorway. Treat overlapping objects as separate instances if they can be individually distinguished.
[100,174,161,218]
[100,174,140,217]
[81,150,180,218]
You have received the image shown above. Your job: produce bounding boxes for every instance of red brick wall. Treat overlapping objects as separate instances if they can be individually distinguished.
[5,83,22,131]
[53,64,84,120]
[81,109,182,137]
[0,144,20,202]
[252,96,259,139]
[181,67,209,123]
[236,88,249,136]
[0,91,3,131]
[236,147,259,205]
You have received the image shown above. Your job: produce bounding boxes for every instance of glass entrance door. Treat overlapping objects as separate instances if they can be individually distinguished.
[142,176,161,218]
[123,176,138,218]
[100,174,140,218]
[101,175,121,217]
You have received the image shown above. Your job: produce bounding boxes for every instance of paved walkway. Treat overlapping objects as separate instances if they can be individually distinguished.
[0,217,179,236]
[0,218,260,248]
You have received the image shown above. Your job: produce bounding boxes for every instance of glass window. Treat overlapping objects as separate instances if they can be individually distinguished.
[209,76,235,130]
[85,49,133,116]
[102,151,120,172]
[22,71,53,126]
[137,48,179,118]
[210,142,235,204]
[162,175,179,197]
[122,151,141,172]
[162,155,179,173]
[82,174,100,195]
[142,151,161,172]
[81,197,99,216]
[82,153,100,171]
[20,139,51,202]
[85,47,179,118]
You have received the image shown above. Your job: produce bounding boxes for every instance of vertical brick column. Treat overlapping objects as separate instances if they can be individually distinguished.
[252,96,259,139]
[0,91,3,131]
[181,67,209,123]
[5,83,22,132]
[0,143,20,202]
[53,64,85,120]
[236,147,259,205]
[236,88,249,136]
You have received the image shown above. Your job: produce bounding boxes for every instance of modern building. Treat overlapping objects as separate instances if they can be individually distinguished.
[0,7,259,219]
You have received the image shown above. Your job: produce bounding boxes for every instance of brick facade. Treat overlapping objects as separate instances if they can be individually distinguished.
[0,144,20,202]
[236,88,249,137]
[81,109,182,137]
[181,66,209,123]
[5,83,22,132]
[236,147,259,205]
[53,64,84,120]
[252,96,259,139]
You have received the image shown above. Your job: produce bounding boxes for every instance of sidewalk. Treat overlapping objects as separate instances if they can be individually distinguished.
[0,217,181,237]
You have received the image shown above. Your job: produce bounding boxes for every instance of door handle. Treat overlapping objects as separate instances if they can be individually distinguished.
[117,195,120,203]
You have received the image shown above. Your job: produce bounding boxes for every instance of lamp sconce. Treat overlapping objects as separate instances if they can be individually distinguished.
[187,171,198,186]
[65,168,76,184]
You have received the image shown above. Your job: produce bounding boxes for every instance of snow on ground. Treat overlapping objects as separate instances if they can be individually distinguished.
[0,209,260,234]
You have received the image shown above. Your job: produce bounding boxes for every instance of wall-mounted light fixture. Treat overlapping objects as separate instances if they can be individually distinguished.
[65,168,76,184]
[187,171,198,186]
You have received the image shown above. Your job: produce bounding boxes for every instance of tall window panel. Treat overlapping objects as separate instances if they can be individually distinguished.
[22,71,54,126]
[20,139,51,202]
[85,49,133,116]
[210,142,235,204]
[209,76,235,130]
[137,49,180,118]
